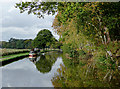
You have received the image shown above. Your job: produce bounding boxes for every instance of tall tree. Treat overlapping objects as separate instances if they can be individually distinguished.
[32,29,55,49]
[16,2,120,57]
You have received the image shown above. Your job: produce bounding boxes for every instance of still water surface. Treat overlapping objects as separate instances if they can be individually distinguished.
[1,51,120,88]
[2,52,63,87]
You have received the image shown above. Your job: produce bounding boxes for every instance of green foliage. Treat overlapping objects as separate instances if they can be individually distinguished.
[79,61,86,67]
[32,29,55,49]
[16,2,120,42]
[61,43,71,54]
[96,56,108,70]
[16,2,120,87]
[15,2,57,18]
[96,55,116,70]
[62,56,73,68]
[69,48,79,58]
[78,50,86,56]
[1,38,33,49]
[62,43,79,58]
[32,29,61,49]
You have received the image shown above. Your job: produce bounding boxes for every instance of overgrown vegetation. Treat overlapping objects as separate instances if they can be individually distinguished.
[16,2,120,87]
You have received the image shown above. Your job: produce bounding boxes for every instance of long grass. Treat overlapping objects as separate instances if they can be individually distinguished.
[0,52,29,62]
[0,48,30,56]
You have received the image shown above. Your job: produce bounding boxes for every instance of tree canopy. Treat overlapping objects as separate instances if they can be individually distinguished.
[16,2,120,41]
[16,2,120,54]
[15,2,57,18]
[32,29,57,49]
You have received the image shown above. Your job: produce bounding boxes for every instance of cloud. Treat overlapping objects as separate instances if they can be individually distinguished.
[0,0,20,4]
[8,6,16,13]
[2,27,35,41]
[2,26,39,41]
[1,25,59,41]
[2,6,55,28]
[1,1,59,41]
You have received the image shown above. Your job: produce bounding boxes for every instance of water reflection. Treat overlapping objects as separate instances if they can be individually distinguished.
[29,58,37,64]
[52,55,120,88]
[29,52,62,74]
[2,51,63,87]
[36,55,52,73]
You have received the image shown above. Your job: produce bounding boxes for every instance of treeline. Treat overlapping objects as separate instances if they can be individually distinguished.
[1,29,62,49]
[0,38,33,49]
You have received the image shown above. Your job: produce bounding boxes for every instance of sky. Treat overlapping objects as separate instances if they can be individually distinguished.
[0,0,59,41]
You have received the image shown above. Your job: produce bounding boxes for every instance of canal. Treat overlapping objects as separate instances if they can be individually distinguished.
[1,51,63,87]
[1,51,120,88]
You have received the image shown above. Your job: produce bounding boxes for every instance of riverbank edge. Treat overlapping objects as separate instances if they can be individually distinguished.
[0,49,62,66]
[0,52,29,66]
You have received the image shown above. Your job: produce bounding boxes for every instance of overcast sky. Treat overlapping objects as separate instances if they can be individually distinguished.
[0,0,59,41]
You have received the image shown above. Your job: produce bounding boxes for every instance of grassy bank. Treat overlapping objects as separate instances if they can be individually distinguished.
[0,52,29,62]
[0,48,30,56]
[0,48,61,66]
[0,49,30,65]
[1,52,29,66]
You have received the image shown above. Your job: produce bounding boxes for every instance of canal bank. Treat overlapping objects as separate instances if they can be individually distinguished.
[0,49,62,66]
[0,53,29,66]
[1,51,63,87]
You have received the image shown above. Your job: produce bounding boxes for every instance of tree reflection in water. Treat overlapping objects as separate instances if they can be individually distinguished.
[35,52,62,73]
[36,55,51,73]
[52,55,120,88]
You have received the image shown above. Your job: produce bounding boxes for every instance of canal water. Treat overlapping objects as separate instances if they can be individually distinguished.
[1,51,120,88]
[1,51,63,87]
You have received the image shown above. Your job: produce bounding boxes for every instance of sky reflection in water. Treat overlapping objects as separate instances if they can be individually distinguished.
[2,52,63,87]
